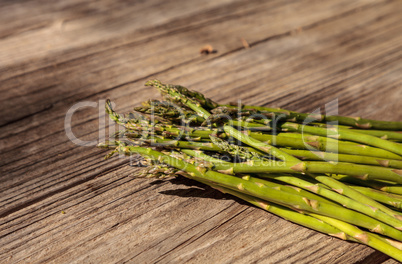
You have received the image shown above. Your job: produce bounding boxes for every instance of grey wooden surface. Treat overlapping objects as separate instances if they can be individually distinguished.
[1,0,401,263]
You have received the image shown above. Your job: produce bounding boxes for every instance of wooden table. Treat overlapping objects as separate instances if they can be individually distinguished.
[1,0,401,263]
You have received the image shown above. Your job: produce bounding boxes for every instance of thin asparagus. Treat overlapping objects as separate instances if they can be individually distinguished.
[236,104,402,130]
[212,160,402,184]
[258,174,402,228]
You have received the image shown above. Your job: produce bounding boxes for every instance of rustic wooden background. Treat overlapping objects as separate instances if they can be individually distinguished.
[1,0,401,263]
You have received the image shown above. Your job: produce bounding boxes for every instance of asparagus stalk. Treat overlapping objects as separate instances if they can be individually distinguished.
[244,176,340,207]
[235,104,402,130]
[380,186,402,196]
[240,175,340,207]
[212,185,354,241]
[145,80,212,119]
[349,186,402,210]
[332,175,402,196]
[275,132,358,145]
[249,132,402,160]
[347,129,402,142]
[128,137,222,152]
[311,123,402,141]
[181,149,337,205]
[134,99,204,124]
[280,149,402,169]
[258,173,402,226]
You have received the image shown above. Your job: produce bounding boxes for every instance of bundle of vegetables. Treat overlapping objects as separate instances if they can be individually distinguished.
[98,80,402,261]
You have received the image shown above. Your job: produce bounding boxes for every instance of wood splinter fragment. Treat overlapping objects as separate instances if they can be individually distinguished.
[241,37,250,49]
[200,45,216,55]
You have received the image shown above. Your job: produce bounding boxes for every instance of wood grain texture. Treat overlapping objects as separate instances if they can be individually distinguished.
[0,0,401,263]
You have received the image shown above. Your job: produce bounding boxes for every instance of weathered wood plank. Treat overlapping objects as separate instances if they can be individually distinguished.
[1,0,401,263]
[0,0,384,129]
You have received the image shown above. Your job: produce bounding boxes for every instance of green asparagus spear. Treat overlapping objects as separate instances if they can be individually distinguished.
[258,173,402,227]
[212,160,402,184]
[235,104,402,130]
[310,214,402,261]
[280,149,402,169]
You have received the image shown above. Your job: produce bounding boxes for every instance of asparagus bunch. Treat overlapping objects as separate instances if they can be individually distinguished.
[98,80,402,261]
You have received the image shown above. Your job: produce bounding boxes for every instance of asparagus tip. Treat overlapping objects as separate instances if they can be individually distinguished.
[145,79,161,87]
